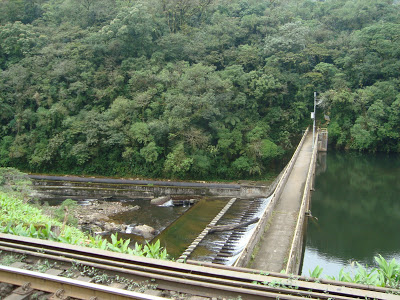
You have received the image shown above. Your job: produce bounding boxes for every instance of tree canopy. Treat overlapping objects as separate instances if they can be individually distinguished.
[0,0,399,179]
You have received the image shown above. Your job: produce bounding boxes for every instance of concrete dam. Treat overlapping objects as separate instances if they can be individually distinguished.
[30,127,327,275]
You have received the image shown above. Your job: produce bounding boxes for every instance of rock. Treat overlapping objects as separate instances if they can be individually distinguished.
[88,213,109,222]
[119,224,127,232]
[90,225,103,233]
[130,224,156,239]
[151,196,171,205]
[94,221,104,227]
[104,222,117,232]
[47,199,143,238]
[95,231,110,236]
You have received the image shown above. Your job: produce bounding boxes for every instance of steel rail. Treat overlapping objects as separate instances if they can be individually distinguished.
[0,235,395,300]
[0,234,398,300]
[0,242,320,300]
[188,260,398,295]
[0,265,166,300]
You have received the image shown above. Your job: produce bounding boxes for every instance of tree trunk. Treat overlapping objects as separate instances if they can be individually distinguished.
[209,218,259,233]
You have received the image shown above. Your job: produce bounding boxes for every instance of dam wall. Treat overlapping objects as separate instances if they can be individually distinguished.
[30,175,275,200]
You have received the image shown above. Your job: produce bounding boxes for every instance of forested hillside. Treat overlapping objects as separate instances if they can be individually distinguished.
[0,0,399,179]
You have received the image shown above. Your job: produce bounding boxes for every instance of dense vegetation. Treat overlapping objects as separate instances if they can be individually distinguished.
[1,0,399,179]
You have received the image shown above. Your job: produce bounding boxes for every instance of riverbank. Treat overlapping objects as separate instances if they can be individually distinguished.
[41,199,140,236]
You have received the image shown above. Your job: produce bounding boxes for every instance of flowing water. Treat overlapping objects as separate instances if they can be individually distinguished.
[155,198,230,260]
[301,151,400,277]
[190,196,272,265]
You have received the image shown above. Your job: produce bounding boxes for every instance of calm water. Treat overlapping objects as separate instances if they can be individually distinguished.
[301,151,400,277]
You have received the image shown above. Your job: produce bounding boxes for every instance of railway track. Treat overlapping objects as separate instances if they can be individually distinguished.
[0,234,399,300]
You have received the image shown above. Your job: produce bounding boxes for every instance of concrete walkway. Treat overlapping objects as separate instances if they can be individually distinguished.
[249,132,314,272]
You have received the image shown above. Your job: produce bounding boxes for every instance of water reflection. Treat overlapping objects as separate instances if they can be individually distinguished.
[302,151,400,277]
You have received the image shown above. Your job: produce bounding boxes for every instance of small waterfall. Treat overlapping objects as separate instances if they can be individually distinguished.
[77,198,96,206]
[159,199,174,207]
[125,224,135,234]
[191,195,273,266]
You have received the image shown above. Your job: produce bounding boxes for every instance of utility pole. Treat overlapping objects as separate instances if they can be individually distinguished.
[312,92,317,149]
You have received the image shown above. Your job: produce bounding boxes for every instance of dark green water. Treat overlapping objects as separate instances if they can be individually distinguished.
[301,151,400,277]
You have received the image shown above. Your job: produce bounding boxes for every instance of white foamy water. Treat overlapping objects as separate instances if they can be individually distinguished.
[194,195,273,265]
[159,199,174,207]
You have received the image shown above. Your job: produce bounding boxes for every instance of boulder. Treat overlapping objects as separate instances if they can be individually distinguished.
[130,224,156,239]
[104,222,118,232]
[90,225,103,234]
[150,196,171,206]
[118,224,128,232]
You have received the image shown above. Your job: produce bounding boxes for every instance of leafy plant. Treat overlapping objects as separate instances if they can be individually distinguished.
[351,262,380,286]
[309,265,323,278]
[0,168,33,201]
[327,268,354,283]
[144,240,169,260]
[375,255,400,288]
[130,242,145,256]
[316,256,400,289]
[1,191,170,260]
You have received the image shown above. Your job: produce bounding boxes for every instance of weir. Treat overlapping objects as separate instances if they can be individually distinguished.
[29,127,325,274]
[194,196,273,265]
[29,175,271,199]
[175,128,325,275]
[176,195,273,264]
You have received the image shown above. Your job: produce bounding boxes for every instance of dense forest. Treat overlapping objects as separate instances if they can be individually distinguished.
[0,0,399,179]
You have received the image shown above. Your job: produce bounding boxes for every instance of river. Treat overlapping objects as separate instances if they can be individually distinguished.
[301,151,400,278]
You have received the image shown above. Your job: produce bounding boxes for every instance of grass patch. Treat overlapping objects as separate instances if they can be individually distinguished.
[0,191,85,240]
